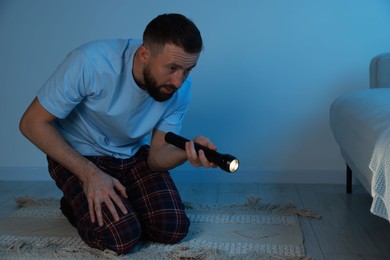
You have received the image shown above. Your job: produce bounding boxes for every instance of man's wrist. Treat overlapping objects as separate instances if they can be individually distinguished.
[77,158,99,183]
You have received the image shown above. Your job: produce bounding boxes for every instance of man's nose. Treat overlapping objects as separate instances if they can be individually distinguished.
[170,70,185,88]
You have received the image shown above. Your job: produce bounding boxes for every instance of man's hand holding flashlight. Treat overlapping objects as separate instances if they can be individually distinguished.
[185,136,218,169]
[164,132,239,173]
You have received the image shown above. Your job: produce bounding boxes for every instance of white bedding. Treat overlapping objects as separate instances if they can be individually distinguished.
[330,88,390,221]
[370,127,390,221]
[330,89,390,191]
[331,53,390,222]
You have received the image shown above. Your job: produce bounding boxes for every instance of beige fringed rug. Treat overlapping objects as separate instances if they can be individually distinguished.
[0,196,319,260]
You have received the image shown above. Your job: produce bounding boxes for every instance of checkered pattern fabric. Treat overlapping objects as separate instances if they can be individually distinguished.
[47,146,189,255]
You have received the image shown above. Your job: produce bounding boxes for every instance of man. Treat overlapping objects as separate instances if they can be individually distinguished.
[19,13,217,255]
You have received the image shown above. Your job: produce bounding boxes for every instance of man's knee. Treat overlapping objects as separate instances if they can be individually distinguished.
[147,212,190,244]
[79,214,142,255]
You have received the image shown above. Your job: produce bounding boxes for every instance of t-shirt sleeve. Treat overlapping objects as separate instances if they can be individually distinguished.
[155,77,192,134]
[37,49,92,119]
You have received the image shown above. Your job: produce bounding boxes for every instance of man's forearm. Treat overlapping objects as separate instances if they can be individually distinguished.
[19,119,97,182]
[147,145,187,172]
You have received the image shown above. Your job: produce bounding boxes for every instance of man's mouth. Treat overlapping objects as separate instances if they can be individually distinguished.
[161,85,176,94]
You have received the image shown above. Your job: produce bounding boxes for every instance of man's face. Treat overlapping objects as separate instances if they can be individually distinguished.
[142,44,200,102]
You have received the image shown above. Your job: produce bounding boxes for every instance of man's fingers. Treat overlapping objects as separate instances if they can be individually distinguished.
[85,180,129,227]
[112,179,128,216]
[198,149,211,167]
[88,197,96,224]
[185,141,201,166]
[114,179,128,199]
[89,198,126,227]
[185,141,214,168]
[103,198,120,223]
[94,198,104,227]
[198,149,217,168]
[112,196,128,217]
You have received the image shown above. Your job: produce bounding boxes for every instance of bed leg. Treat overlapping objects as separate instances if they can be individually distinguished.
[346,164,352,194]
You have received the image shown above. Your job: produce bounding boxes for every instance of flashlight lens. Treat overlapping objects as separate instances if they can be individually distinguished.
[229,159,239,172]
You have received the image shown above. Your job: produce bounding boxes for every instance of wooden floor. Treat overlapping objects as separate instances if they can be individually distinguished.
[1,181,390,260]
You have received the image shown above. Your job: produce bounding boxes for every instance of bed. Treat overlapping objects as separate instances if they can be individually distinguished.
[330,53,390,221]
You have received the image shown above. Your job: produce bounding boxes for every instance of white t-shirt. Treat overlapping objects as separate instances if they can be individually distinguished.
[37,39,191,158]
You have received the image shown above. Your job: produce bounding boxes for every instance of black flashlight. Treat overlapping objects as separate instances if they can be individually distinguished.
[165,132,239,173]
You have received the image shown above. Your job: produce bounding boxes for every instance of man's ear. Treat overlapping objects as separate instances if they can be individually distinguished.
[138,45,151,62]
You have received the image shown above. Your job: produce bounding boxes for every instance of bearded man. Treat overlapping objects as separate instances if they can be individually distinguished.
[19,13,217,255]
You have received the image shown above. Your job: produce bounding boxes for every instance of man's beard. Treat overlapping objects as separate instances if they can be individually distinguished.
[143,65,177,102]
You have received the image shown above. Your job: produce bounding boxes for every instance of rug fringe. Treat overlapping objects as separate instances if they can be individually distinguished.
[184,195,321,219]
[5,237,119,260]
[245,195,321,218]
[15,195,320,219]
[15,196,58,208]
[3,236,313,260]
[169,244,224,260]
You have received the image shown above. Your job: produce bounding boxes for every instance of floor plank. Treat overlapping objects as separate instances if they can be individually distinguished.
[297,184,384,259]
[337,185,390,259]
[217,182,258,204]
[176,182,219,204]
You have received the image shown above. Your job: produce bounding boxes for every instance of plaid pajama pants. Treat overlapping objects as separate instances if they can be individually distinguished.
[47,146,189,255]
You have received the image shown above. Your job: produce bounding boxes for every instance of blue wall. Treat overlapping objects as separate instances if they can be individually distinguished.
[1,0,390,181]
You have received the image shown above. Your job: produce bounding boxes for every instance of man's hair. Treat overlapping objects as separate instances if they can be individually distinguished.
[143,13,203,54]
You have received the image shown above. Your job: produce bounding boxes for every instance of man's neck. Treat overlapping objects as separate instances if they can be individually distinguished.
[132,47,145,89]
